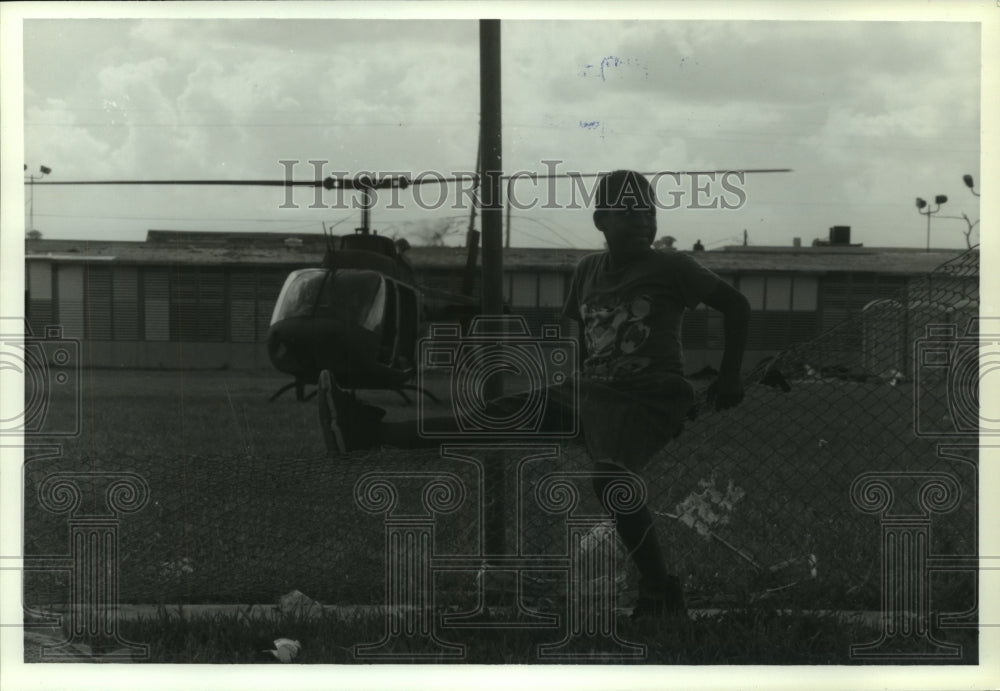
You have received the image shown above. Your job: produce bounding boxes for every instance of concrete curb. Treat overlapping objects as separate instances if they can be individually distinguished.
[25,603,886,627]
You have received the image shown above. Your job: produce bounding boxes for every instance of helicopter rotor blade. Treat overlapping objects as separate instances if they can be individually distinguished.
[523,168,792,179]
[29,169,791,187]
[30,179,323,187]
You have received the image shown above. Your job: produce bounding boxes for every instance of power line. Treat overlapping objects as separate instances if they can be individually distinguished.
[509,215,577,249]
[25,121,476,129]
[30,169,792,187]
[34,212,340,223]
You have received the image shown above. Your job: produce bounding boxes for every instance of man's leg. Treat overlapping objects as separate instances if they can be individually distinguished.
[319,371,578,453]
[591,461,686,617]
[318,370,387,454]
[318,370,460,452]
[577,380,691,620]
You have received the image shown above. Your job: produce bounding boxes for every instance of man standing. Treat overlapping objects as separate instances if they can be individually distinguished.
[563,170,749,617]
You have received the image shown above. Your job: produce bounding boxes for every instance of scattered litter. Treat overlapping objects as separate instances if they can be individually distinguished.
[263,638,301,663]
[574,522,637,607]
[278,589,324,618]
[885,369,906,386]
[672,477,746,538]
[158,557,194,579]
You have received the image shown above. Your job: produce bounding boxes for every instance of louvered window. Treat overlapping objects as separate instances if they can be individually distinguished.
[256,269,288,342]
[510,273,536,307]
[229,269,257,343]
[84,265,113,340]
[143,268,170,341]
[198,269,225,342]
[27,261,53,336]
[56,265,84,338]
[113,266,139,340]
[171,267,200,342]
[538,273,565,307]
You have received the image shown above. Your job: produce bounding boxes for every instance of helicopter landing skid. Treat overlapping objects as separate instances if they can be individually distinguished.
[395,384,441,405]
[270,380,438,405]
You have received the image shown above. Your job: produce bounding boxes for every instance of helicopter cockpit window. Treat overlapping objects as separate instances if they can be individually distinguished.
[320,270,387,332]
[270,269,328,324]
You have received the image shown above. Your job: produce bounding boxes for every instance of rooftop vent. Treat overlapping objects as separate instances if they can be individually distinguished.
[829,226,851,245]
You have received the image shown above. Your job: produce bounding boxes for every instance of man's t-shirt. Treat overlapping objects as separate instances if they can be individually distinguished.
[563,249,722,383]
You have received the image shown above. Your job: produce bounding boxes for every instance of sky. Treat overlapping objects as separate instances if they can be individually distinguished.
[9,8,992,253]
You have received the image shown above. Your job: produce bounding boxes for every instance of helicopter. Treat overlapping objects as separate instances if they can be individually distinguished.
[265,173,482,404]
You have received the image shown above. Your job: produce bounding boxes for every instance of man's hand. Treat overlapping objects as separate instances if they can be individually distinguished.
[706,372,745,411]
[701,282,750,407]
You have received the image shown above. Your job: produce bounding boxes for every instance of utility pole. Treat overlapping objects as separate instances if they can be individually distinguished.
[480,20,503,324]
[25,164,52,233]
[462,134,482,297]
[479,18,507,592]
[915,195,947,252]
[505,176,513,249]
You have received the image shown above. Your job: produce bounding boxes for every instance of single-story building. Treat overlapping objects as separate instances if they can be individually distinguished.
[24,229,974,373]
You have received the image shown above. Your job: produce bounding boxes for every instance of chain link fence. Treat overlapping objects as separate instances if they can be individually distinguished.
[23,248,979,633]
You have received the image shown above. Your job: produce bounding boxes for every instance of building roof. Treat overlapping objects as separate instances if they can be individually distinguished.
[24,231,970,275]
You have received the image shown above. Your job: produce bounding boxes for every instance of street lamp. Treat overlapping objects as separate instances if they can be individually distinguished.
[963,174,980,197]
[915,194,947,252]
[25,164,52,233]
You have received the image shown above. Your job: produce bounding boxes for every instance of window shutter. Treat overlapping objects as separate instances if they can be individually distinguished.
[85,264,113,340]
[113,266,139,340]
[143,268,170,341]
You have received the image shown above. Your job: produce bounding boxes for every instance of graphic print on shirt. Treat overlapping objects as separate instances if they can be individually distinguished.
[580,294,653,379]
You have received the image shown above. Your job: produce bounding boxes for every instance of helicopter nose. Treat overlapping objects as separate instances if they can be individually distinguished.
[267,326,301,374]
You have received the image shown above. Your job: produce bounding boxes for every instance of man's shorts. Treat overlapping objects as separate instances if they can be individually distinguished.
[489,373,695,472]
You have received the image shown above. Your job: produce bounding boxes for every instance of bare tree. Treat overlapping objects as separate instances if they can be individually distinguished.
[404,218,464,247]
[939,174,981,248]
[956,212,979,249]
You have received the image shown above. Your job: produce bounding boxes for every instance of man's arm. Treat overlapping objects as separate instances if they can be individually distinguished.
[701,281,750,410]
[562,259,587,367]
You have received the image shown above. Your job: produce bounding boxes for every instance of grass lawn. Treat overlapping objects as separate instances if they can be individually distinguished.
[21,367,979,663]
[21,606,979,664]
